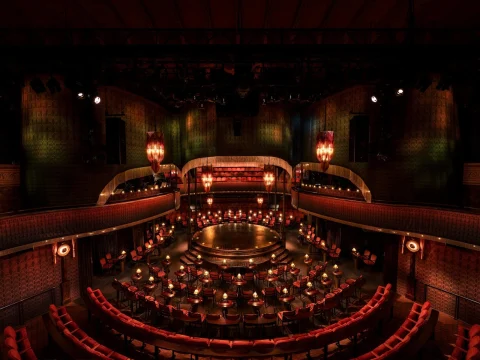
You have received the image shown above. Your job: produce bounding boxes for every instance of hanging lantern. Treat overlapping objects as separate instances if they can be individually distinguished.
[201,165,213,192]
[263,165,275,192]
[316,131,334,172]
[257,194,264,205]
[146,131,165,173]
[206,195,213,206]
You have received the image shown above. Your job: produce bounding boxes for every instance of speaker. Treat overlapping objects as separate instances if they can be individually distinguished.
[106,117,126,164]
[233,118,242,136]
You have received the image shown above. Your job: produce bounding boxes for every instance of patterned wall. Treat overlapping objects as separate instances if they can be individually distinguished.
[303,84,460,205]
[181,103,292,164]
[398,239,480,324]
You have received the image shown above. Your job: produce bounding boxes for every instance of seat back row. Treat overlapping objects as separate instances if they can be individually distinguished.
[84,284,393,358]
[450,323,480,360]
[3,326,37,360]
[47,304,130,360]
[354,301,434,360]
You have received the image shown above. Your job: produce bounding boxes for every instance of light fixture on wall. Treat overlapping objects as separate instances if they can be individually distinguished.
[316,103,334,172]
[206,195,213,205]
[405,239,420,253]
[57,243,71,257]
[263,165,275,192]
[201,164,213,193]
[257,194,264,205]
[146,131,165,173]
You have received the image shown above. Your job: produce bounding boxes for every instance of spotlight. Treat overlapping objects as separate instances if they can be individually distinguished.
[30,77,46,94]
[93,96,101,104]
[396,88,404,96]
[77,92,85,99]
[46,77,61,94]
[371,95,378,103]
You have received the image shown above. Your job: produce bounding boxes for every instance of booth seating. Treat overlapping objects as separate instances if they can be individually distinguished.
[353,301,437,360]
[45,304,130,360]
[3,326,37,360]
[448,324,480,360]
[84,284,394,359]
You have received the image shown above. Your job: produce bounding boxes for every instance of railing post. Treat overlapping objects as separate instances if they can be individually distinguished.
[455,296,460,320]
[424,283,427,303]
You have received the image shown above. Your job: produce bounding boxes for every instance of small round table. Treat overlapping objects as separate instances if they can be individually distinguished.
[279,295,295,310]
[248,263,257,270]
[218,300,234,317]
[162,260,172,275]
[161,290,175,305]
[303,288,319,304]
[117,254,127,273]
[131,274,142,285]
[247,299,265,315]
[321,278,333,293]
[219,264,229,273]
[333,270,343,289]
[304,258,313,272]
[200,277,212,287]
[175,270,187,282]
[233,279,247,295]
[187,296,203,312]
[194,259,203,267]
[289,267,300,280]
[266,275,279,285]
[352,252,361,271]
[143,282,157,296]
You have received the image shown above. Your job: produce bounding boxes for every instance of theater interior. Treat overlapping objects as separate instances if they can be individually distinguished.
[1,1,480,359]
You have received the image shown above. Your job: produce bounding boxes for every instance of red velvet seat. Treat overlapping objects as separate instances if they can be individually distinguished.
[210,339,232,351]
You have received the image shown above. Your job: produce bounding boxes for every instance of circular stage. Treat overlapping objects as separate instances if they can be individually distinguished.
[186,223,292,267]
[194,223,279,250]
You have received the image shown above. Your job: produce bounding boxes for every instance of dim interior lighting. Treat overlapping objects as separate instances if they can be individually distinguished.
[223,292,228,300]
[194,289,199,295]
[253,292,258,299]
[305,254,309,259]
[249,258,253,263]
[282,288,288,295]
[121,250,126,255]
[77,92,85,99]
[307,281,313,288]
[271,254,276,259]
[268,269,273,275]
[352,248,357,253]
[406,239,420,252]
[371,95,378,103]
[204,270,209,277]
[179,265,184,271]
[322,272,328,279]
[146,132,165,173]
[136,268,141,274]
[223,259,227,264]
[148,276,154,282]
[333,264,339,271]
[168,283,174,290]
[93,96,101,104]
[197,255,201,259]
[166,255,170,260]
[237,273,242,279]
[396,88,404,96]
[57,243,71,257]
[290,262,295,268]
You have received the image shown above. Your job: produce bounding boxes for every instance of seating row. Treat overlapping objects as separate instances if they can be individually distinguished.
[85,284,393,359]
[354,301,434,359]
[449,323,480,360]
[46,304,130,360]
[3,326,37,360]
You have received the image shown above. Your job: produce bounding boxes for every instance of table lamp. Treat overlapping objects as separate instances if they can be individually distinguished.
[121,250,126,255]
[249,258,253,264]
[223,259,227,264]
[282,288,288,295]
[237,273,242,279]
[307,281,313,288]
[166,255,170,260]
[321,240,326,247]
[148,276,154,283]
[290,262,295,269]
[333,264,339,271]
[168,283,174,291]
[179,265,184,271]
[222,293,228,301]
[136,268,141,275]
[322,273,328,279]
[271,254,276,259]
[197,255,201,260]
[352,247,357,253]
[305,254,309,259]
[253,292,258,299]
[268,269,273,275]
[194,289,199,296]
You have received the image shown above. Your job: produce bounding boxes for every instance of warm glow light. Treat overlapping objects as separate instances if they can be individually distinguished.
[322,273,328,279]
[237,273,242,279]
[204,270,209,277]
[316,131,334,172]
[121,250,126,255]
[94,96,101,104]
[396,88,404,96]
[283,288,288,294]
[223,259,227,264]
[222,293,228,300]
[146,132,165,173]
[263,165,275,192]
[149,276,154,282]
[166,255,170,260]
[253,292,258,299]
[271,254,276,259]
[290,262,295,268]
[179,265,184,271]
[197,255,201,259]
[257,195,264,205]
[305,254,309,259]
[249,258,253,263]
[194,289,199,295]
[333,264,339,271]
[321,240,326,247]
[136,268,141,274]
[352,248,357,253]
[307,281,313,288]
[201,166,213,192]
[207,196,213,205]
[168,283,174,290]
[371,95,378,103]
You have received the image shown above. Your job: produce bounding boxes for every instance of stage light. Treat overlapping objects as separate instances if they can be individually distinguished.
[396,88,404,96]
[94,96,101,104]
[371,95,378,103]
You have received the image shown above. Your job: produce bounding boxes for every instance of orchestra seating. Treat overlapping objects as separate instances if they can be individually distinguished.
[353,301,437,359]
[3,326,37,360]
[44,304,130,360]
[448,323,480,360]
[84,284,394,359]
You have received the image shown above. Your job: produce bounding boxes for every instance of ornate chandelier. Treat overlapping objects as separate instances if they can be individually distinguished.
[206,195,213,206]
[263,165,275,192]
[257,195,264,205]
[201,165,213,193]
[316,131,334,172]
[146,131,165,173]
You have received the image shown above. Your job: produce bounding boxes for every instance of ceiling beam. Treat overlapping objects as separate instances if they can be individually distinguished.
[139,0,156,28]
[317,0,337,28]
[291,0,304,28]
[102,0,128,27]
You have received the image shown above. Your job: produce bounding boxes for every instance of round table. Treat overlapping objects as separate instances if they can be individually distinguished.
[233,279,247,294]
[162,260,172,274]
[304,258,313,272]
[187,296,203,312]
[131,274,142,285]
[161,290,176,305]
[321,278,333,293]
[200,277,212,287]
[175,270,187,281]
[279,295,295,310]
[352,252,361,271]
[333,270,343,289]
[117,254,127,273]
[219,264,229,272]
[303,288,319,303]
[248,263,257,270]
[143,282,157,296]
[266,276,279,285]
[218,300,234,317]
[194,259,203,267]
[289,268,300,279]
[247,299,265,314]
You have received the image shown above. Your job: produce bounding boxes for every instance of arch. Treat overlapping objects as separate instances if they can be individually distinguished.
[295,162,372,203]
[97,164,181,205]
[181,156,293,178]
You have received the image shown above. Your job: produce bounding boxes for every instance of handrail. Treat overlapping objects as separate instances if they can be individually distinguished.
[0,287,58,327]
[420,282,480,306]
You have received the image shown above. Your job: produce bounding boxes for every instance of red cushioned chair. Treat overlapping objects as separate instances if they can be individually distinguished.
[130,249,143,263]
[99,258,114,275]
[262,287,276,307]
[293,276,309,294]
[329,247,342,261]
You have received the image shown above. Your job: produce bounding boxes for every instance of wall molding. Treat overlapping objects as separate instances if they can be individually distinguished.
[464,163,480,186]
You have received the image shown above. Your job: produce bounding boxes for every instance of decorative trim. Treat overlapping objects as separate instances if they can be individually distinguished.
[464,163,480,186]
[96,164,180,205]
[0,165,20,187]
[181,156,293,178]
[296,163,372,203]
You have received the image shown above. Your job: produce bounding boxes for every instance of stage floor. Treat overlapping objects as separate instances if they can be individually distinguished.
[194,223,279,250]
